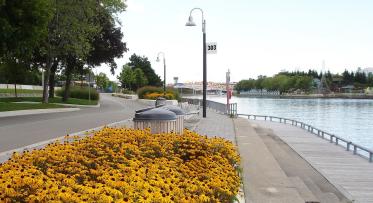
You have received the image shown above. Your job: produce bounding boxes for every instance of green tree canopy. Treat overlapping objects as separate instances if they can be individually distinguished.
[127,54,161,87]
[0,0,52,59]
[133,68,148,90]
[95,72,110,90]
[118,65,135,90]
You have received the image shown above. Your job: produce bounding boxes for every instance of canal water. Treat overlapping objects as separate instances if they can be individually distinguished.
[191,95,373,150]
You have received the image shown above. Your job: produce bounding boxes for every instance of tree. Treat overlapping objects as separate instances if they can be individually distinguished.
[127,54,161,87]
[0,0,52,59]
[118,65,135,90]
[0,0,52,97]
[87,8,127,74]
[0,59,27,97]
[133,68,148,90]
[95,72,110,91]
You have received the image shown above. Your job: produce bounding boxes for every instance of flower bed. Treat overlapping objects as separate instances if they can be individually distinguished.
[0,128,240,202]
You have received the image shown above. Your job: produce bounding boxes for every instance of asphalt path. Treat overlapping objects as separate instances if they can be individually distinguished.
[0,94,147,153]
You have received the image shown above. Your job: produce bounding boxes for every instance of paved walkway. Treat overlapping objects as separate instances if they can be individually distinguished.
[251,120,373,203]
[0,108,79,118]
[189,110,235,141]
[187,111,352,203]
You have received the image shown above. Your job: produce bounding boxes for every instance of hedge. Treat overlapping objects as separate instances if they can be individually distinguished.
[56,87,99,100]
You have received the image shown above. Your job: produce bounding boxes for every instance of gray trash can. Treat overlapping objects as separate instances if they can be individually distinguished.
[162,105,185,135]
[133,108,177,134]
[155,97,167,107]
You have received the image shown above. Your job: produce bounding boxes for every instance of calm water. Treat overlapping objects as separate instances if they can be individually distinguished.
[190,95,373,150]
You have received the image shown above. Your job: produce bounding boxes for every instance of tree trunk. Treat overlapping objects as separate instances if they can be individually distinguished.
[14,83,17,98]
[42,56,52,103]
[48,60,58,98]
[63,65,73,102]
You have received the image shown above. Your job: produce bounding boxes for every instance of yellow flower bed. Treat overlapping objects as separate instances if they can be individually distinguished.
[0,128,240,202]
[144,92,175,100]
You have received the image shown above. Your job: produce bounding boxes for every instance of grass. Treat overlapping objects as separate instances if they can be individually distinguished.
[0,97,98,105]
[0,88,43,94]
[0,102,64,112]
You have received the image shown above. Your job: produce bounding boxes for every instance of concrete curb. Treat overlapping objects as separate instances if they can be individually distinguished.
[53,102,100,108]
[13,101,101,108]
[0,108,80,118]
[0,118,132,163]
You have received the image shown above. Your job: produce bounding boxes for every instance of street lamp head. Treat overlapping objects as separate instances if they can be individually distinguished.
[156,56,160,62]
[185,15,196,26]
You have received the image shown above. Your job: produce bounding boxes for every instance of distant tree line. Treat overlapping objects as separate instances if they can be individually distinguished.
[235,69,373,93]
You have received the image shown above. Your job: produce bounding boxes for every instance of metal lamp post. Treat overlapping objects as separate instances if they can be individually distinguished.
[186,8,207,118]
[156,52,166,97]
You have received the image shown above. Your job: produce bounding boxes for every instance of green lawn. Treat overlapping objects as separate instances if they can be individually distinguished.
[0,97,98,105]
[0,102,64,112]
[0,88,43,94]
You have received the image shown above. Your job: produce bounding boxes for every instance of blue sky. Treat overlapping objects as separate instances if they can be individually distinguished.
[98,0,373,83]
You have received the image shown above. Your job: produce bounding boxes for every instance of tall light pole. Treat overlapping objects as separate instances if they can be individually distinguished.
[186,8,207,118]
[156,52,166,97]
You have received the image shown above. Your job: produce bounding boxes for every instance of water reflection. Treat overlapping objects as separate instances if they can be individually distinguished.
[201,96,373,150]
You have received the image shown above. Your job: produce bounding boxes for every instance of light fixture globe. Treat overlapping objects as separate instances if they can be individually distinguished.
[185,16,196,26]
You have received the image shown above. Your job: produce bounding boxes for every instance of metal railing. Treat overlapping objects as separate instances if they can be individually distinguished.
[181,98,237,116]
[238,114,373,163]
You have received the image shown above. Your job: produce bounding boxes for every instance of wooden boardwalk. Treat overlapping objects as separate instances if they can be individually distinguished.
[250,120,373,203]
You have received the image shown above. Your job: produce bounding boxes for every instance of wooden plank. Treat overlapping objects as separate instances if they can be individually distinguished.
[251,120,373,203]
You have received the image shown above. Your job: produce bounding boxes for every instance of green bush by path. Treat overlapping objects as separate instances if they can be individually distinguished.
[56,87,99,100]
[137,86,180,100]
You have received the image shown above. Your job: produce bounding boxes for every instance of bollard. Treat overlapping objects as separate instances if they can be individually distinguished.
[347,142,351,151]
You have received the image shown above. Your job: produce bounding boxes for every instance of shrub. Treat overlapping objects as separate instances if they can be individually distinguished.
[137,86,180,100]
[56,87,99,100]
[121,88,135,95]
[0,128,241,202]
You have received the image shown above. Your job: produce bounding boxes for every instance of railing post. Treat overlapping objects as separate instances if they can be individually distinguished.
[353,145,357,155]
[279,118,282,123]
[265,116,267,121]
[321,131,324,139]
[254,115,256,120]
[347,142,351,151]
[270,117,272,121]
[330,135,334,143]
[370,152,372,163]
[335,137,339,145]
[317,130,320,136]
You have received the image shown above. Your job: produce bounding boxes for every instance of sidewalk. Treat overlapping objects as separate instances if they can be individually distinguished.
[187,110,350,203]
[0,108,80,118]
